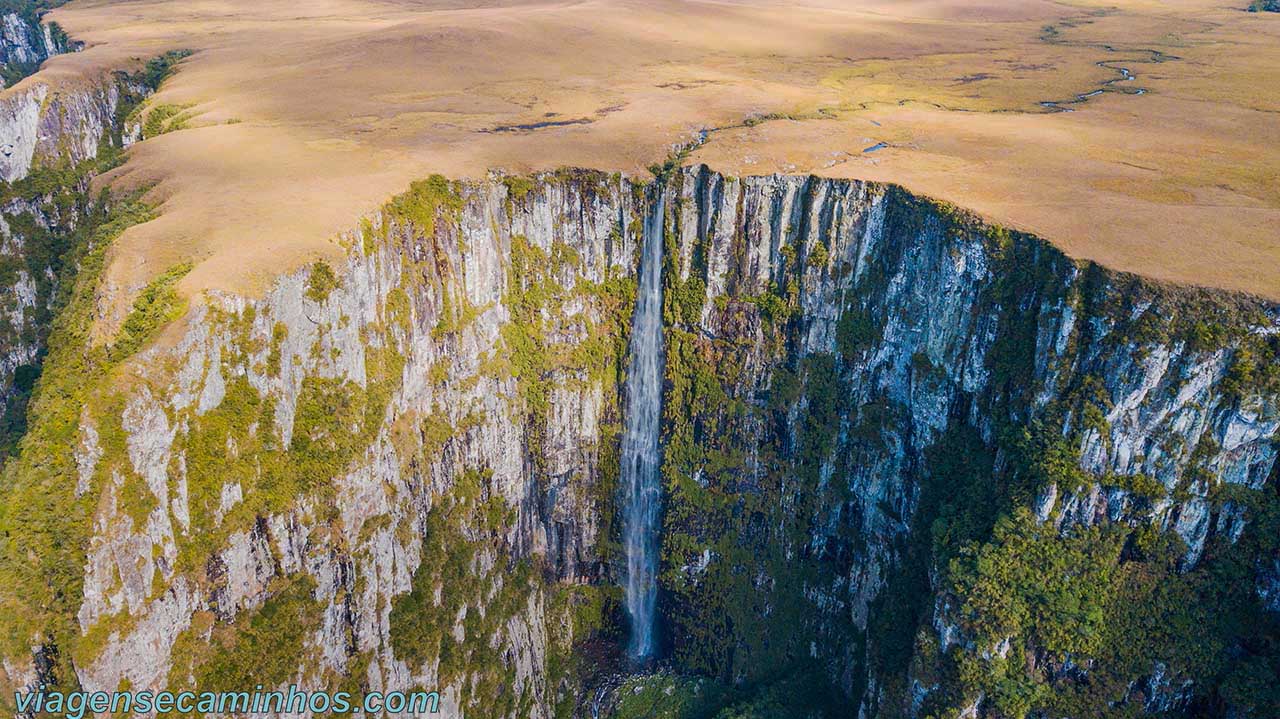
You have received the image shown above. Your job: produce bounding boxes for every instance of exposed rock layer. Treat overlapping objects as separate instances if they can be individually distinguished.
[0,7,71,89]
[0,52,157,454]
[0,165,1276,719]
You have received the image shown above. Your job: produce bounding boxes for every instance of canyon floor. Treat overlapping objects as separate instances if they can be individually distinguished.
[29,0,1280,310]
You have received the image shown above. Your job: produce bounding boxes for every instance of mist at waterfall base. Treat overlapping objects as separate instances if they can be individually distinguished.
[620,190,665,662]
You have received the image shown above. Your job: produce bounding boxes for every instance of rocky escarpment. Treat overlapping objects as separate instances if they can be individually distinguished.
[0,167,1276,719]
[651,169,1280,718]
[0,50,181,456]
[0,172,639,718]
[0,2,74,89]
[0,75,117,183]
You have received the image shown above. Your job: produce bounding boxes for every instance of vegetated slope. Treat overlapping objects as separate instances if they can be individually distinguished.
[0,50,186,456]
[0,166,1276,718]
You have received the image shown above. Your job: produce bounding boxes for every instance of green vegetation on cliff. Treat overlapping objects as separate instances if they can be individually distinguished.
[0,48,191,457]
[109,261,192,361]
[649,177,1280,719]
[656,180,851,712]
[191,575,323,692]
[376,173,635,718]
[0,192,157,689]
[387,469,538,715]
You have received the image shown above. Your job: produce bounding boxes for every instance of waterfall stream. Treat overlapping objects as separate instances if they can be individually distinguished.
[621,189,665,660]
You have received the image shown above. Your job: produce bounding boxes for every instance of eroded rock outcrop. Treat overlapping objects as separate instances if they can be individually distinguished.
[0,7,72,89]
[0,51,173,455]
[0,167,1276,719]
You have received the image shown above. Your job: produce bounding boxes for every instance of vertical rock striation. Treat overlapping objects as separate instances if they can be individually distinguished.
[0,166,1276,718]
[2,172,642,718]
[0,50,168,455]
[0,4,74,90]
[655,167,1280,718]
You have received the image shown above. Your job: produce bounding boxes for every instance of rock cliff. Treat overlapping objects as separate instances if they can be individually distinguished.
[0,4,73,90]
[652,168,1280,718]
[0,50,175,456]
[0,160,1276,718]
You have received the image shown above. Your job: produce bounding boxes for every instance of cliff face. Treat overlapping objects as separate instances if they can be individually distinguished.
[0,165,1276,718]
[1,172,640,718]
[0,67,126,184]
[0,52,166,455]
[653,169,1280,718]
[0,6,72,89]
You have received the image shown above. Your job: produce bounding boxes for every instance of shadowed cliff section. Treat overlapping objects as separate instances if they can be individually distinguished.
[0,167,1275,718]
[648,168,1280,718]
[0,50,187,457]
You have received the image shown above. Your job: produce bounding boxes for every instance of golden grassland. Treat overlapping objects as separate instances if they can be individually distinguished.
[18,0,1280,317]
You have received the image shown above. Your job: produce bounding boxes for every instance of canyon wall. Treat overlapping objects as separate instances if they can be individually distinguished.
[0,161,1276,718]
[0,172,643,718]
[654,168,1279,718]
[0,51,171,456]
[0,3,72,89]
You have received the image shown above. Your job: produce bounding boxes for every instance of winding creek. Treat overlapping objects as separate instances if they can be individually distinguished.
[1039,60,1146,112]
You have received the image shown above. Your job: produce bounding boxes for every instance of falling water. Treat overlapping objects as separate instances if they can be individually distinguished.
[621,189,665,661]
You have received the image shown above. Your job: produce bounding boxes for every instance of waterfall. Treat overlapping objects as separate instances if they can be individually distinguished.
[621,188,665,660]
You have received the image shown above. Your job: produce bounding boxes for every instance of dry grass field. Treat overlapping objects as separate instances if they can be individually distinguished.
[23,0,1280,310]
